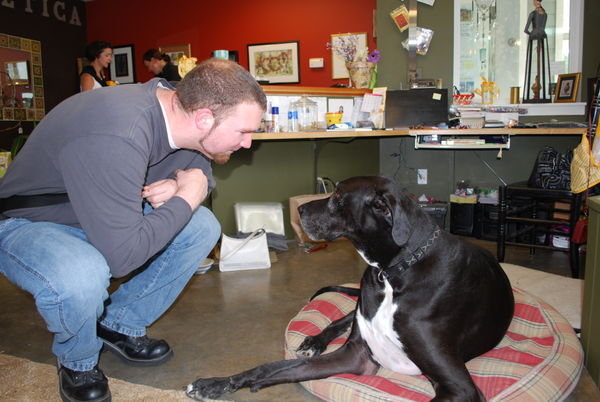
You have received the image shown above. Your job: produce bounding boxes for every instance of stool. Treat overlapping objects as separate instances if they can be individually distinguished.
[497,182,583,278]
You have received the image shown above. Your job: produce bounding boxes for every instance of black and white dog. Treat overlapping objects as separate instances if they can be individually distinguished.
[187,176,514,401]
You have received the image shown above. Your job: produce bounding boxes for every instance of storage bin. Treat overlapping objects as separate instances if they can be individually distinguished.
[450,202,475,236]
[418,202,448,230]
[473,203,499,240]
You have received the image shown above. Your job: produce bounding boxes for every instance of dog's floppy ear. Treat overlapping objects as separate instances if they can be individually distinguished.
[379,192,410,246]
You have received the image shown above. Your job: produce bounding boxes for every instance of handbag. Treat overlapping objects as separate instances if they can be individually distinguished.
[218,228,271,271]
[570,134,600,194]
[569,77,600,243]
[528,146,572,190]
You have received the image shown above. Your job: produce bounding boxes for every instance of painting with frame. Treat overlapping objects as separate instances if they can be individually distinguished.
[554,72,581,103]
[247,41,299,84]
[110,44,136,84]
[330,32,367,79]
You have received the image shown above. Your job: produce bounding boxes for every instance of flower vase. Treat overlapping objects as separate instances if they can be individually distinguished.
[346,61,374,89]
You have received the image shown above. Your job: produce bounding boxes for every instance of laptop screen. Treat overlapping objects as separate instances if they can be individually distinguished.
[384,88,448,128]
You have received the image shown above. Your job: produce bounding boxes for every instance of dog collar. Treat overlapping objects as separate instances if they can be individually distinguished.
[377,228,441,282]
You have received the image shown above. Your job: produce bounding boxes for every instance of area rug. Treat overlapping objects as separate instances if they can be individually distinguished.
[0,353,192,401]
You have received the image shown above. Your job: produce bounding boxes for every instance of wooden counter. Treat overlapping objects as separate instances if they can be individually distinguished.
[252,127,586,141]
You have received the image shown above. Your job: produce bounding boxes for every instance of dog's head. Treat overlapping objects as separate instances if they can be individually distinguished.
[299,176,432,267]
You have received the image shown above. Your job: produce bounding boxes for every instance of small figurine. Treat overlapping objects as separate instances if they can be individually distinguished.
[524,0,547,40]
[523,0,551,103]
[532,75,541,99]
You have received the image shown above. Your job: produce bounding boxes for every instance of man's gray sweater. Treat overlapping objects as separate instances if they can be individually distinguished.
[0,78,214,277]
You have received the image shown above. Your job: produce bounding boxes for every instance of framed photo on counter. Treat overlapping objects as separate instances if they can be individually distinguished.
[110,44,136,84]
[554,73,581,103]
[247,41,299,84]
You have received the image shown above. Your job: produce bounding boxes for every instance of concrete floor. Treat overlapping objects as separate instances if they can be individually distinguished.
[1,237,599,401]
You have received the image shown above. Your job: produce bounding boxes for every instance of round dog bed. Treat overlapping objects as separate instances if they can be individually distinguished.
[284,285,583,401]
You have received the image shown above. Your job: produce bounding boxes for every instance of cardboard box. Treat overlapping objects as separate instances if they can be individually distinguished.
[289,193,331,243]
[553,201,571,220]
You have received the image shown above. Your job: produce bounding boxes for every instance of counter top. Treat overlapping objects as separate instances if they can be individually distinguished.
[252,127,586,141]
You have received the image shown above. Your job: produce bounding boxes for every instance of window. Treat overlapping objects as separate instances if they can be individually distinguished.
[453,0,583,104]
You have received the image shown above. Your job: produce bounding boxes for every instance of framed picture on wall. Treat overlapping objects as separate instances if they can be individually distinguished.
[554,73,581,103]
[159,44,191,66]
[247,41,300,84]
[110,44,136,84]
[330,32,367,79]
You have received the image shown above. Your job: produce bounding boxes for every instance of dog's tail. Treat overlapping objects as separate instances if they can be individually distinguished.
[310,285,360,300]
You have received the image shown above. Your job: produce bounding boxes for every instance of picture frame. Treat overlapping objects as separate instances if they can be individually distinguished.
[330,32,367,79]
[110,44,136,84]
[247,41,299,84]
[159,44,191,66]
[554,72,581,103]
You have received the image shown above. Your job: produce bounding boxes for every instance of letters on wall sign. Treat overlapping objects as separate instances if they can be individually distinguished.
[1,0,82,26]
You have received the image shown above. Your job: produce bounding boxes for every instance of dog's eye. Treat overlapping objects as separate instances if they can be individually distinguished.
[373,199,391,216]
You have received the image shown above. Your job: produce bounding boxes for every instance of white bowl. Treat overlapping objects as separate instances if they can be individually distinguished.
[195,258,214,275]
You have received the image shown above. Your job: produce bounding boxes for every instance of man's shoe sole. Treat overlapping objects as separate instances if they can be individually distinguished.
[100,339,173,366]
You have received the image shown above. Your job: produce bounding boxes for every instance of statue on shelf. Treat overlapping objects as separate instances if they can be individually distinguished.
[523,0,551,103]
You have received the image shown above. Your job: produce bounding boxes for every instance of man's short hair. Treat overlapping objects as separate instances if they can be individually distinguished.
[143,49,170,63]
[175,58,267,124]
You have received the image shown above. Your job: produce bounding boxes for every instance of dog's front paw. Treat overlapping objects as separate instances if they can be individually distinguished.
[186,377,234,400]
[296,335,327,357]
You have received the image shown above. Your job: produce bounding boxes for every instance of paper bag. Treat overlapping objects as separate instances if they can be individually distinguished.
[289,193,331,243]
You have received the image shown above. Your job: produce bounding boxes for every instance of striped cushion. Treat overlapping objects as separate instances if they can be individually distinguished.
[284,285,583,401]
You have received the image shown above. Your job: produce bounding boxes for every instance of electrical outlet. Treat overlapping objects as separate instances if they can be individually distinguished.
[417,169,428,185]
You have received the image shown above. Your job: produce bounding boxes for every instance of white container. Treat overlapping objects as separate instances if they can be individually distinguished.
[552,235,569,249]
[460,116,485,128]
[290,96,318,131]
[234,202,285,235]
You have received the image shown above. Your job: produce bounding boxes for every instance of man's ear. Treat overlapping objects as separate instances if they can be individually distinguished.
[195,109,215,132]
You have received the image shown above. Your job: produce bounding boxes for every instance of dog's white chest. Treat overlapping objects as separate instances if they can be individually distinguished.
[356,279,421,375]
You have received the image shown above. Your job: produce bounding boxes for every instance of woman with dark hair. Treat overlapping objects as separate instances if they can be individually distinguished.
[143,49,182,82]
[80,40,113,91]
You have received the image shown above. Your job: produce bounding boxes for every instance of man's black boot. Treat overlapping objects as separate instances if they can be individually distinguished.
[97,324,173,366]
[58,365,110,402]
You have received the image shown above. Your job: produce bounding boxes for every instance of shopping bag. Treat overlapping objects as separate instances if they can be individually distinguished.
[570,134,600,194]
[572,218,588,244]
[218,228,271,271]
[528,146,571,190]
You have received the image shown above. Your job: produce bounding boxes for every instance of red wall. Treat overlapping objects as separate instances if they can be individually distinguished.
[85,0,376,86]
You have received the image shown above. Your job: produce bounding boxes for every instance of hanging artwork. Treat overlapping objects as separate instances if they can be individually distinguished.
[247,41,299,84]
[329,32,367,79]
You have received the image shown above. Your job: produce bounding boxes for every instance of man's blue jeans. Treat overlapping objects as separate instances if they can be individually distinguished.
[0,206,220,371]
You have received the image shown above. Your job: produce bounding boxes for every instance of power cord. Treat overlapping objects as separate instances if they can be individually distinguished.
[390,140,418,181]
